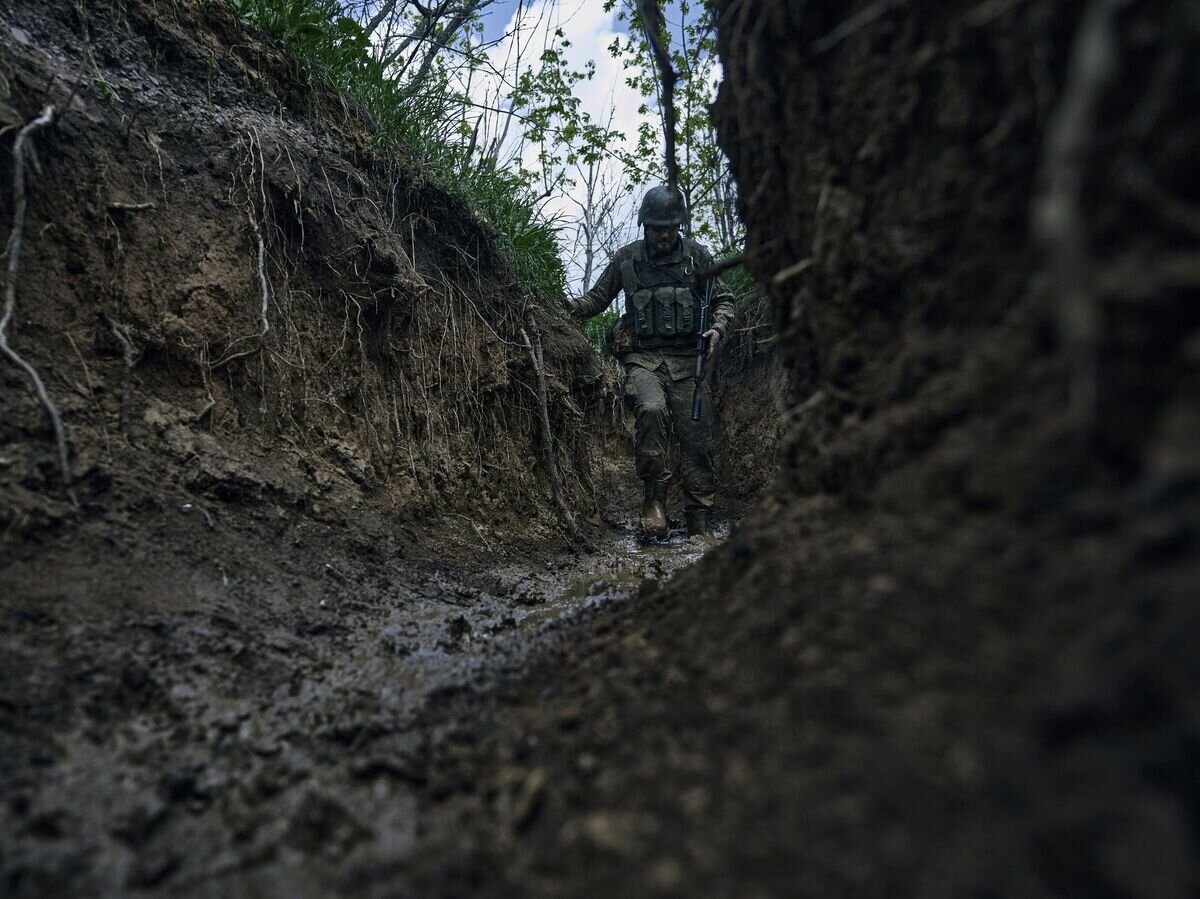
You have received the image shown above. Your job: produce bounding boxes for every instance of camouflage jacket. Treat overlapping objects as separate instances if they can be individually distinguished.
[570,237,736,375]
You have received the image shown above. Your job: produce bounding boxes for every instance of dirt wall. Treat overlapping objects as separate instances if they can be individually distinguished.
[713,293,787,507]
[704,1,1200,891]
[0,0,610,561]
[392,2,1200,896]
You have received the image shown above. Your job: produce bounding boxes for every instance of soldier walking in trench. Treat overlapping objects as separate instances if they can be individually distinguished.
[569,185,736,539]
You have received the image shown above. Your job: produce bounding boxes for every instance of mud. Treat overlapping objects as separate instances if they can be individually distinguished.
[2,473,717,896]
[3,0,1198,897]
[0,0,731,893]
[393,1,1200,897]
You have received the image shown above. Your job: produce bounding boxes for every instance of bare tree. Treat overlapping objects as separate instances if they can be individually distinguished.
[568,154,628,294]
[354,0,501,87]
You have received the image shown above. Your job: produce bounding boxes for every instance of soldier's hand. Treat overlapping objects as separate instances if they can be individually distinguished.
[703,328,720,359]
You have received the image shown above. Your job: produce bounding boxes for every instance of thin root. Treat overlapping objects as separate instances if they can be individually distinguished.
[520,314,580,541]
[100,310,137,434]
[2,105,74,497]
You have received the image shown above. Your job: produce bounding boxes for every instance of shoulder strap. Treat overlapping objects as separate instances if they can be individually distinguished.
[620,258,638,302]
[620,242,648,301]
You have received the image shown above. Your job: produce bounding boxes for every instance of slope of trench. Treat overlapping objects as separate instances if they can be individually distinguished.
[376,3,1197,898]
[0,1,757,895]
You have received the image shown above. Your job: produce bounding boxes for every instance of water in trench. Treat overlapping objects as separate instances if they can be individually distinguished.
[310,517,728,727]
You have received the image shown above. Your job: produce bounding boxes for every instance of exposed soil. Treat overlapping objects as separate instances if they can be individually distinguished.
[0,1,748,894]
[3,0,1199,897]
[713,294,786,504]
[393,2,1200,897]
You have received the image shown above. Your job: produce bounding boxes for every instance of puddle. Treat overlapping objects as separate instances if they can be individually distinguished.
[266,518,728,731]
[512,519,728,630]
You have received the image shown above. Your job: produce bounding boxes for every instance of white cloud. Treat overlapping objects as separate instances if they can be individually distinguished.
[464,0,657,294]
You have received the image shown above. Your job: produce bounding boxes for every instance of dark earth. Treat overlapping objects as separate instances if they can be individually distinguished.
[2,0,1198,897]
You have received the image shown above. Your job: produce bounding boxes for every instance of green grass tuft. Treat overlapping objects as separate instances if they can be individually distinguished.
[227,0,566,298]
[581,307,619,355]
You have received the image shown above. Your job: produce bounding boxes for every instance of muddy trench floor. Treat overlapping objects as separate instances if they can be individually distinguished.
[0,457,731,896]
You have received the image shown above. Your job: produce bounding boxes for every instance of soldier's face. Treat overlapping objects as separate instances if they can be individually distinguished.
[645,224,680,258]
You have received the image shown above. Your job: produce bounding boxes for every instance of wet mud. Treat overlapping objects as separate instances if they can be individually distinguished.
[400,1,1199,896]
[0,0,726,892]
[3,0,1198,896]
[2,458,726,897]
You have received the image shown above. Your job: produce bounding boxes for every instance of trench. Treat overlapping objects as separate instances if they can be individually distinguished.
[4,0,1196,894]
[1,452,734,895]
[0,0,760,874]
[322,513,726,726]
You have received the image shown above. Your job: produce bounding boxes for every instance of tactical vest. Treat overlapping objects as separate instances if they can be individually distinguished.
[619,242,702,351]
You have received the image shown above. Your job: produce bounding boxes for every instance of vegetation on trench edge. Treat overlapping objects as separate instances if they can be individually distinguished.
[226,0,567,300]
[224,0,760,357]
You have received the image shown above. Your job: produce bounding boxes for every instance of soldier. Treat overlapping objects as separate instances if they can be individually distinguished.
[569,185,736,539]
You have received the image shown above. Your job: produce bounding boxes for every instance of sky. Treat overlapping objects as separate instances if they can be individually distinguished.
[465,0,708,294]
[471,0,650,292]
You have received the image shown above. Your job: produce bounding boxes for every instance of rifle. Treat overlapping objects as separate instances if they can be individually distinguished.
[691,273,714,421]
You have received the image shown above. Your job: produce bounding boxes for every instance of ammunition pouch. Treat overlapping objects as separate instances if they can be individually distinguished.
[620,248,702,351]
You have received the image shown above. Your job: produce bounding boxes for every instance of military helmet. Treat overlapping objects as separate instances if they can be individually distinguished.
[638,185,686,227]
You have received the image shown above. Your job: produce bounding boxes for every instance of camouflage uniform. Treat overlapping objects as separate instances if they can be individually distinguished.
[571,235,736,521]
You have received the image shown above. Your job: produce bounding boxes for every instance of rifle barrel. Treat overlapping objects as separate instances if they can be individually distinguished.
[691,275,714,421]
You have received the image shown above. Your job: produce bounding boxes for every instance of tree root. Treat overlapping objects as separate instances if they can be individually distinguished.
[812,0,911,54]
[99,310,137,435]
[1033,0,1126,429]
[2,105,74,497]
[195,343,216,425]
[519,314,581,543]
[247,206,271,337]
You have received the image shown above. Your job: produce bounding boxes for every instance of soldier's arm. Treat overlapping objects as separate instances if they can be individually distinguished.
[569,255,623,320]
[707,273,737,342]
[694,243,736,341]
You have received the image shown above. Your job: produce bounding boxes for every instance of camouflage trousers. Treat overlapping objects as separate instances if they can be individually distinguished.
[622,358,715,512]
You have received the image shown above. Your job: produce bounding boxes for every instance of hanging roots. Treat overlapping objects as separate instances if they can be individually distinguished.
[2,105,74,494]
[520,312,581,542]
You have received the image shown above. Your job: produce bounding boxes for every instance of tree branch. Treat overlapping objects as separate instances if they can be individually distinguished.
[638,0,679,191]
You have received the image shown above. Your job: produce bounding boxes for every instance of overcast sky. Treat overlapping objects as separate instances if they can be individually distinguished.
[468,0,689,294]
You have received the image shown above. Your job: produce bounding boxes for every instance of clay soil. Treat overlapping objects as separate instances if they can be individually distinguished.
[3,0,1200,897]
[0,0,749,894]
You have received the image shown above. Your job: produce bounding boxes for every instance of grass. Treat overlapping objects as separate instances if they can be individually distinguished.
[226,0,566,299]
[582,307,619,354]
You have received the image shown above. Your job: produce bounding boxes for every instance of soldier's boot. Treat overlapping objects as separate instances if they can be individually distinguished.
[639,479,668,540]
[685,509,712,538]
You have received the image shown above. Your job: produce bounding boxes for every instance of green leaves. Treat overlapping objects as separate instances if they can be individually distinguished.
[612,0,745,252]
[228,0,568,298]
[581,307,619,354]
[227,0,741,303]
